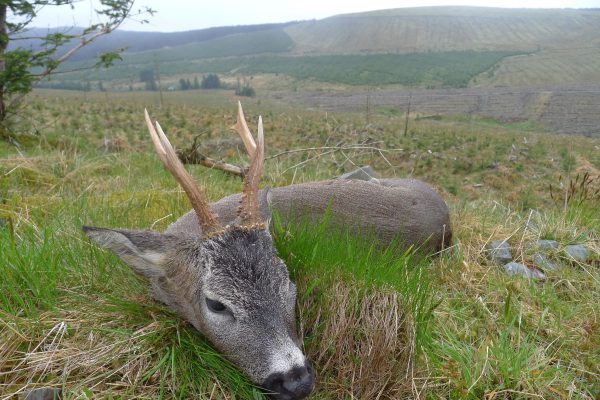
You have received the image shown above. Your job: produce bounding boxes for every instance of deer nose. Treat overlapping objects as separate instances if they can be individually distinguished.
[262,361,315,400]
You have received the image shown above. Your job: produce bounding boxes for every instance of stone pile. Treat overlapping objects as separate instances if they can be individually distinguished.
[486,239,592,280]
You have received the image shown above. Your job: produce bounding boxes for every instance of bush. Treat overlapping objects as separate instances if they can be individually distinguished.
[235,82,255,97]
[200,74,221,89]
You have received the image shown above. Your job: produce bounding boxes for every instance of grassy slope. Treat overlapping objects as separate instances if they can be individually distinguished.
[114,28,295,65]
[472,47,600,87]
[286,7,600,54]
[1,90,599,398]
[284,7,600,87]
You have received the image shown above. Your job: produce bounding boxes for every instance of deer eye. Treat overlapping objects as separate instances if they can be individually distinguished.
[205,298,228,314]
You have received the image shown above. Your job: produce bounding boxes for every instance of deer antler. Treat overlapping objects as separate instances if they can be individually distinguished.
[231,101,257,157]
[144,109,222,235]
[233,104,265,227]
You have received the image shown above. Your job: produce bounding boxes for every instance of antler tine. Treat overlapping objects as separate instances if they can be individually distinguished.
[144,109,221,235]
[238,115,265,227]
[230,101,257,157]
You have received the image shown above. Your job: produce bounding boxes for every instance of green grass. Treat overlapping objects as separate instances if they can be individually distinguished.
[272,210,434,349]
[425,198,599,398]
[0,213,262,398]
[1,90,599,398]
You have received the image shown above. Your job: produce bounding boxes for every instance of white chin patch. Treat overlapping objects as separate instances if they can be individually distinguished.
[269,340,306,375]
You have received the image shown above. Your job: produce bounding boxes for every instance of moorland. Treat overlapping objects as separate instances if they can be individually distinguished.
[1,6,600,399]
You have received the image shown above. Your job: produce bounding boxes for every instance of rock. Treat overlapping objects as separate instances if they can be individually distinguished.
[535,239,559,251]
[486,240,513,265]
[564,245,589,262]
[504,262,546,280]
[24,388,61,400]
[336,165,379,181]
[532,253,558,271]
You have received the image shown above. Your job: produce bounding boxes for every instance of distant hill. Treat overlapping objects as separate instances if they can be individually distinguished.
[11,22,298,61]
[27,6,600,89]
[285,7,600,54]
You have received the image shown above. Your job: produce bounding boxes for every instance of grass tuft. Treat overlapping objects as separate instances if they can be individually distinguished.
[272,212,435,398]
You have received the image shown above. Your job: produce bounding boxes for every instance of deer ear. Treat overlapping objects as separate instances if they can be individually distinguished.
[83,226,170,278]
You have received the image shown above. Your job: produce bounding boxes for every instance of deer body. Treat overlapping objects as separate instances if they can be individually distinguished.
[168,178,452,252]
[84,103,451,400]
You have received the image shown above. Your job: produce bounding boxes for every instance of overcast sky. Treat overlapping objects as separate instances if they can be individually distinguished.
[29,0,600,32]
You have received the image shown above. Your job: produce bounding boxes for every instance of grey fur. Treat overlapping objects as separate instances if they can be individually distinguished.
[84,224,306,390]
[168,178,452,252]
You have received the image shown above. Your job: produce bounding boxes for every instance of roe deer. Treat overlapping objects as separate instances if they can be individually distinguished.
[84,103,451,400]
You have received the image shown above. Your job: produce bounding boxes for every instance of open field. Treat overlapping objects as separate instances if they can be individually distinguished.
[1,90,599,399]
[276,84,600,137]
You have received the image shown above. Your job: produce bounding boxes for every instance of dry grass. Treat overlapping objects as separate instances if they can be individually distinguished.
[299,278,414,399]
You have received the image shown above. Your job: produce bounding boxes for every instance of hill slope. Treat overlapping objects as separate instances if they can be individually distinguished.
[285,7,600,54]
[11,22,297,61]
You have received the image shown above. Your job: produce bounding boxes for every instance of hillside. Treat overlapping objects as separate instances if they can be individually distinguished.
[285,7,600,54]
[24,7,600,59]
[11,22,297,61]
[282,7,600,88]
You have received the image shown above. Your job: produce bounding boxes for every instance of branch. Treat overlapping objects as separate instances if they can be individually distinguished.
[176,147,245,178]
[8,27,113,110]
[30,63,104,77]
[7,1,141,111]
[9,35,52,40]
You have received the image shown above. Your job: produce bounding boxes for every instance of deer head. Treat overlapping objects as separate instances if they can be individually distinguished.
[84,103,315,400]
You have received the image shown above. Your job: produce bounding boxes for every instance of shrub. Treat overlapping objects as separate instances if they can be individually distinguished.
[200,74,221,89]
[235,81,255,97]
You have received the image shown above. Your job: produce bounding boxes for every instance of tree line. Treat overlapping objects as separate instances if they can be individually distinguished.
[140,71,255,96]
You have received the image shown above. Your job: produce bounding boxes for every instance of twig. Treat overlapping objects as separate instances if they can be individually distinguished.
[266,144,403,160]
[176,148,245,178]
[281,149,339,175]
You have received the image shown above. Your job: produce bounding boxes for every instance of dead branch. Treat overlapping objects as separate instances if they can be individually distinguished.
[275,143,404,176]
[176,147,245,178]
[266,143,403,161]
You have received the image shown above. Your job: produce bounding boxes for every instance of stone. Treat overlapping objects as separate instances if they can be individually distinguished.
[532,253,558,271]
[564,245,589,262]
[504,262,546,280]
[535,239,559,251]
[486,240,513,265]
[336,165,378,181]
[25,388,61,400]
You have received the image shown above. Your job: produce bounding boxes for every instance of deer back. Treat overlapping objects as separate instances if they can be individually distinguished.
[167,178,452,253]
